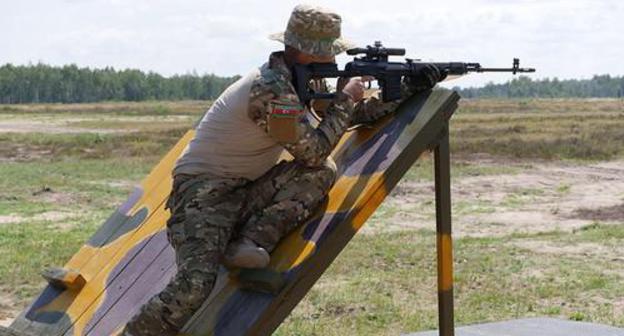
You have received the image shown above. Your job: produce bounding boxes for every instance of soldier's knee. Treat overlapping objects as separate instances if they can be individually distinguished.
[186,269,217,304]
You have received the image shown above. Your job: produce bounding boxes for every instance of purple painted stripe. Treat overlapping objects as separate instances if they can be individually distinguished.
[214,291,274,336]
[87,207,149,249]
[341,97,421,177]
[118,186,144,215]
[82,230,172,335]
[87,247,176,335]
[302,211,348,246]
[24,286,66,323]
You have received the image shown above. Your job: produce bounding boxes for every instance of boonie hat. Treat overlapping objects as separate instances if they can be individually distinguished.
[269,4,356,57]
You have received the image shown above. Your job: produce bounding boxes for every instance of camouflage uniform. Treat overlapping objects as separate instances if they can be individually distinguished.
[122,4,422,336]
[123,173,249,336]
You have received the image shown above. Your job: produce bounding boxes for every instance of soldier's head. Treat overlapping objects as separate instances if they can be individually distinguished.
[270,4,355,65]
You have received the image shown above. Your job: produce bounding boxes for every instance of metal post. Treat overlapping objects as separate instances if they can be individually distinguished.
[434,126,454,336]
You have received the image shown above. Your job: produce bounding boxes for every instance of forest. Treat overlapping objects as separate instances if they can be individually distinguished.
[456,75,624,98]
[0,63,239,104]
[1,63,623,103]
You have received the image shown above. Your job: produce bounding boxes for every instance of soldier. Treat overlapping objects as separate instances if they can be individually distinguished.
[121,4,442,335]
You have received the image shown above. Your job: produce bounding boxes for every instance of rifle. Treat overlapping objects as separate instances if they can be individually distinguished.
[293,41,536,103]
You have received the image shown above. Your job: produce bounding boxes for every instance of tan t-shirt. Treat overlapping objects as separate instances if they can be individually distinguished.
[173,67,285,180]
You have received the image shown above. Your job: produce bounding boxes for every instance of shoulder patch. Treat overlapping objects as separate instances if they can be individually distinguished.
[267,100,304,143]
[270,101,304,117]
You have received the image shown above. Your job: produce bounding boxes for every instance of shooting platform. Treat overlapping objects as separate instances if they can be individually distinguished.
[3,88,460,336]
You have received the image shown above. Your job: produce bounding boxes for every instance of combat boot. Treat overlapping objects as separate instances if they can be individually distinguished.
[223,237,270,269]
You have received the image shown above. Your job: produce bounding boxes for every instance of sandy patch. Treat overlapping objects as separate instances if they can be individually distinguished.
[0,120,125,134]
[614,297,624,318]
[0,211,76,225]
[0,291,18,327]
[0,115,194,135]
[0,215,23,225]
[364,158,624,237]
[511,240,622,259]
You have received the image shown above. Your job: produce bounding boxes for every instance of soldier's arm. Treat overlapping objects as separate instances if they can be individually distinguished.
[352,65,444,125]
[351,83,415,125]
[248,70,354,167]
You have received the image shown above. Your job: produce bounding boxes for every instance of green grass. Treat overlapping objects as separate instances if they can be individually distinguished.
[275,225,624,335]
[0,128,189,161]
[2,98,624,162]
[4,219,618,334]
[0,217,104,300]
[1,99,623,332]
[0,158,153,217]
[0,157,153,304]
[403,157,523,182]
[450,99,624,161]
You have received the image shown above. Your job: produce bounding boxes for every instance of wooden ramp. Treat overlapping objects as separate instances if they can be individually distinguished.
[6,88,459,336]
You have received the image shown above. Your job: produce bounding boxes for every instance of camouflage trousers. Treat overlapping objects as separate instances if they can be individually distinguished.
[122,159,336,336]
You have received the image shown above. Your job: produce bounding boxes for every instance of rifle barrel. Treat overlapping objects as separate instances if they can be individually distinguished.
[477,67,536,73]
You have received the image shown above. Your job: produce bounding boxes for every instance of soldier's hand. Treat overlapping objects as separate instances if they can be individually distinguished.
[341,77,367,102]
[406,64,446,91]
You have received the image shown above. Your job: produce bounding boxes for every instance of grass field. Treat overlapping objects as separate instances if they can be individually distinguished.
[0,98,623,333]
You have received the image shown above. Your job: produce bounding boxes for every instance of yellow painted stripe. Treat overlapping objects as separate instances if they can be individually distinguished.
[39,204,169,331]
[61,130,195,276]
[437,234,453,292]
[325,172,384,213]
[130,130,196,213]
[349,181,390,231]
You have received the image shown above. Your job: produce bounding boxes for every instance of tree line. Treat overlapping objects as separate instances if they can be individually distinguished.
[2,63,623,103]
[456,75,624,98]
[0,63,240,104]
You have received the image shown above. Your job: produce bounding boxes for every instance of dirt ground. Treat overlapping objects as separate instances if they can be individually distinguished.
[366,155,624,237]
[0,115,193,134]
[0,290,17,328]
[0,120,122,134]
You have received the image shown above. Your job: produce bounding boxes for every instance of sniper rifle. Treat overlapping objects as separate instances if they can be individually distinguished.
[293,41,536,103]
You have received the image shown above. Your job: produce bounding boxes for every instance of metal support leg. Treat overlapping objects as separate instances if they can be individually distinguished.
[434,126,454,336]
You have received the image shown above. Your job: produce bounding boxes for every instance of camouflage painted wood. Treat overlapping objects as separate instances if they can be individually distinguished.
[183,88,460,336]
[7,88,460,336]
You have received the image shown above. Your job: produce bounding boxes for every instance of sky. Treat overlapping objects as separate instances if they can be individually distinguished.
[1,0,623,88]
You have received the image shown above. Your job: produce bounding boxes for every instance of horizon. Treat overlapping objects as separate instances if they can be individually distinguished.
[1,61,622,91]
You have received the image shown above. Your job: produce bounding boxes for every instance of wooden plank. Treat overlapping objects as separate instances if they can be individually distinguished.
[84,233,176,335]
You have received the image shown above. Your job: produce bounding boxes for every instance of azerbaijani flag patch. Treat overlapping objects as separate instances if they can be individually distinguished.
[270,101,304,118]
[268,100,304,142]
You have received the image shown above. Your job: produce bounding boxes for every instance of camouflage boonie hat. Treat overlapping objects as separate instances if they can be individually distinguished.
[269,5,355,57]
